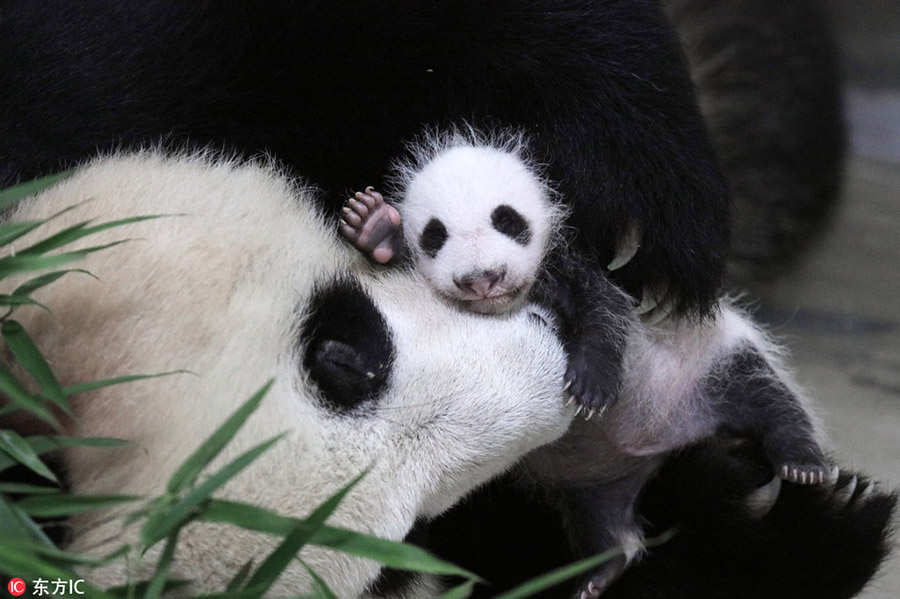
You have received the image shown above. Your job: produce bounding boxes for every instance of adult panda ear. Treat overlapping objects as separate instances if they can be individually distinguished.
[301,278,394,413]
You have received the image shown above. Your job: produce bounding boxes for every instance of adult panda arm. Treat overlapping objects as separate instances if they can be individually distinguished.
[0,0,728,317]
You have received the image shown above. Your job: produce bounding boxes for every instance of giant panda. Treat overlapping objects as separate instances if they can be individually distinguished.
[3,153,894,599]
[0,152,574,597]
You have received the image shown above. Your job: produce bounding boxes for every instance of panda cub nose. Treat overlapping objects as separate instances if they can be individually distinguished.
[455,269,505,296]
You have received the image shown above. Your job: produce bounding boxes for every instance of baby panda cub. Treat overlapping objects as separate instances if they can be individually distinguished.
[340,128,634,415]
[339,129,832,597]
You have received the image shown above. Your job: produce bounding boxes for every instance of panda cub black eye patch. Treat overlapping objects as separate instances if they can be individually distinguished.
[491,205,531,245]
[420,218,448,258]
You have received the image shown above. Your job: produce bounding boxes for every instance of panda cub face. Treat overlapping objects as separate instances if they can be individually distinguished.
[400,144,561,314]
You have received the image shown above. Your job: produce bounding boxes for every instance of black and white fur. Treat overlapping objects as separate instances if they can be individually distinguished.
[2,153,894,599]
[342,133,834,596]
[340,129,633,412]
[0,153,574,597]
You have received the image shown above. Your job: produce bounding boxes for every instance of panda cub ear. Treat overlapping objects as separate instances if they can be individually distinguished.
[301,278,394,413]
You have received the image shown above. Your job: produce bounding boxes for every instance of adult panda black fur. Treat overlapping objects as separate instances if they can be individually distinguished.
[0,0,730,321]
[0,152,574,597]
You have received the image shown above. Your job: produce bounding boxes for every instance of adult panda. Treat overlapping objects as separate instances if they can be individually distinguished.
[1,152,574,596]
[3,153,894,599]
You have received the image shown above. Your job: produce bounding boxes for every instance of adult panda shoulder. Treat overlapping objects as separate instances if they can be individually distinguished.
[0,152,574,597]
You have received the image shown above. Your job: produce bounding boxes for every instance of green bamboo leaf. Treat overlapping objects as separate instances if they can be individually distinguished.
[0,482,62,494]
[6,496,56,546]
[242,472,367,594]
[0,429,59,484]
[226,560,256,593]
[490,529,679,599]
[145,531,179,599]
[167,381,272,494]
[0,221,42,247]
[199,499,482,580]
[0,294,50,312]
[299,559,337,599]
[12,268,96,297]
[0,201,91,248]
[438,580,477,599]
[0,361,58,425]
[0,240,130,278]
[0,493,33,538]
[0,170,74,210]
[0,436,130,474]
[141,434,284,548]
[19,214,170,257]
[61,370,189,397]
[2,319,69,413]
[16,493,140,518]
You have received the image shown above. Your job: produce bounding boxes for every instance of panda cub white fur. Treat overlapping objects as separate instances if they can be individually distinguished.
[340,130,832,597]
[0,152,574,597]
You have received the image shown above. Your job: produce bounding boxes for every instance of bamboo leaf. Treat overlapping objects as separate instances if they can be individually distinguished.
[438,580,477,599]
[299,559,337,599]
[18,214,170,256]
[12,268,96,297]
[490,529,679,599]
[0,429,59,484]
[226,560,256,593]
[0,294,50,312]
[2,319,70,414]
[167,381,272,494]
[0,170,73,210]
[0,482,61,494]
[0,240,130,278]
[141,434,284,548]
[61,370,189,397]
[145,531,179,599]
[0,436,130,474]
[16,493,140,518]
[199,499,481,580]
[0,361,58,425]
[242,472,367,594]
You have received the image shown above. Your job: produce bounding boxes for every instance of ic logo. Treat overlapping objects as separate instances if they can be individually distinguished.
[7,579,26,597]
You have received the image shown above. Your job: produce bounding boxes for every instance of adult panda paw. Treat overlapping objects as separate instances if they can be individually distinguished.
[339,187,403,264]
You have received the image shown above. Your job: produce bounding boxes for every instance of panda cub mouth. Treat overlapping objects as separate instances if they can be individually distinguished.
[457,286,528,314]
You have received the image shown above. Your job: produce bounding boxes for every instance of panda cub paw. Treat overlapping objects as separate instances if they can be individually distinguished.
[564,350,620,419]
[576,556,627,599]
[778,460,833,485]
[339,187,403,264]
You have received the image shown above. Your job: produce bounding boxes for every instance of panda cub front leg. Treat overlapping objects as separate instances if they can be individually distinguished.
[536,253,634,416]
[340,187,404,264]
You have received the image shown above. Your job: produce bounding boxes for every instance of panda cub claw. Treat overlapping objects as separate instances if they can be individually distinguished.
[340,187,403,264]
[564,351,620,417]
[779,460,832,485]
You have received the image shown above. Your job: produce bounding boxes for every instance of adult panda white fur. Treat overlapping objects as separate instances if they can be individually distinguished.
[0,152,574,597]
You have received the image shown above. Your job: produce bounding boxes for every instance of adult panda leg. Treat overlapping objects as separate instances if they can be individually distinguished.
[605,442,897,599]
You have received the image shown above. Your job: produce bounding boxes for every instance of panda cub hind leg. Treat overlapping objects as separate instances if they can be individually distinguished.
[709,346,831,485]
[340,187,403,264]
